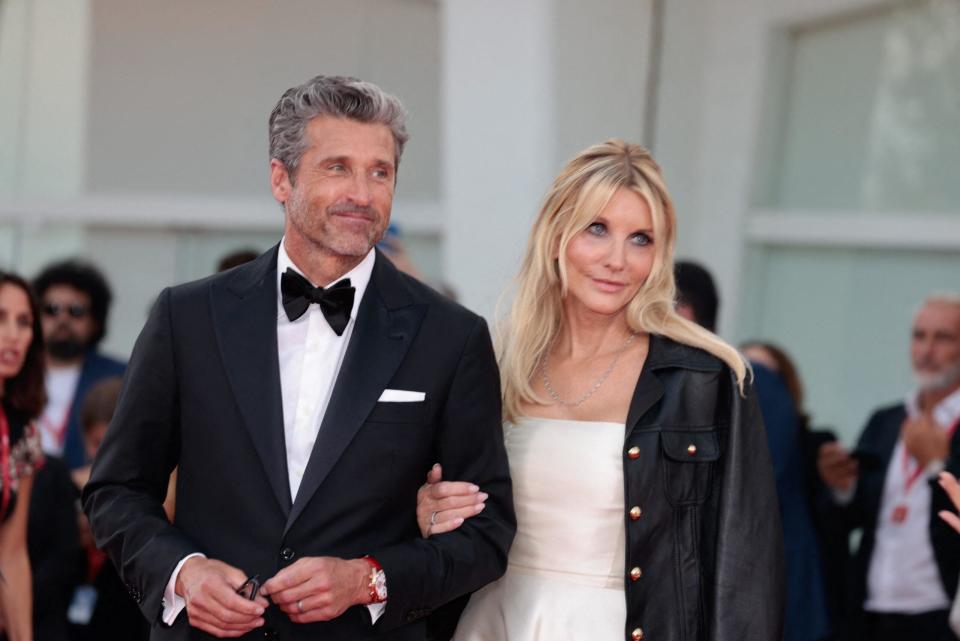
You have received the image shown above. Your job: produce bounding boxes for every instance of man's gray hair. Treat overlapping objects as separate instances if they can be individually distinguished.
[268,75,409,180]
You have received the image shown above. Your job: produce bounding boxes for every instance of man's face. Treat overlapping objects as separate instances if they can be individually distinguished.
[911,300,960,392]
[270,116,395,260]
[41,284,97,362]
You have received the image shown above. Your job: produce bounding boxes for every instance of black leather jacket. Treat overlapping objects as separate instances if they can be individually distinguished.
[621,336,784,641]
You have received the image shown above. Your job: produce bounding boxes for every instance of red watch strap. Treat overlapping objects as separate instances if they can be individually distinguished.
[363,555,383,572]
[363,555,387,603]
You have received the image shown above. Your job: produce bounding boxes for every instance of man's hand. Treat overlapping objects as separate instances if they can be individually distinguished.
[817,441,859,492]
[175,557,267,638]
[903,412,948,469]
[416,463,487,538]
[261,557,369,624]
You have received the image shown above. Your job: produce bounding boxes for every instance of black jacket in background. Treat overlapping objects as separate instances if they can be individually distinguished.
[828,403,960,641]
[931,424,960,622]
[28,456,82,641]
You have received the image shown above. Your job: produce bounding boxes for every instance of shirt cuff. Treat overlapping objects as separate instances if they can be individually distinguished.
[162,553,206,625]
[831,480,857,505]
[366,602,386,624]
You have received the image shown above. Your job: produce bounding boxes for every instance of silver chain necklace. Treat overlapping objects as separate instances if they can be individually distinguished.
[540,332,637,407]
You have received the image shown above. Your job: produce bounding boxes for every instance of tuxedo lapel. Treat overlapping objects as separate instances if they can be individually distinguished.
[211,246,292,515]
[284,254,425,534]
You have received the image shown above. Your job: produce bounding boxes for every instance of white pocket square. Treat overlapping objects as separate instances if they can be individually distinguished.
[378,389,426,402]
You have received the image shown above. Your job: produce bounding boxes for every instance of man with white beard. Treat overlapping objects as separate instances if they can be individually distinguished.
[818,294,960,641]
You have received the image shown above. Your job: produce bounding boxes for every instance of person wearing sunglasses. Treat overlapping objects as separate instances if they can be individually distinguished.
[32,260,125,470]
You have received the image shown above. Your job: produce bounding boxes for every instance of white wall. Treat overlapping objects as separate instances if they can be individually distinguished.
[85,0,441,203]
[665,0,960,440]
[442,0,653,319]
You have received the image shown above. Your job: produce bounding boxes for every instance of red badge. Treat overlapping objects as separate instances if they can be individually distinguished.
[891,504,909,524]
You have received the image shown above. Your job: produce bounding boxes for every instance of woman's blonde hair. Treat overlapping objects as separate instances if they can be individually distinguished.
[498,139,747,422]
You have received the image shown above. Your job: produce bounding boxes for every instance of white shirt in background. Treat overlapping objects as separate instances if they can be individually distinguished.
[39,365,82,456]
[864,386,960,613]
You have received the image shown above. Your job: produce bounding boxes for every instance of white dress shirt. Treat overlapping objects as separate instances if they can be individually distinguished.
[864,386,960,613]
[163,240,383,624]
[39,365,82,456]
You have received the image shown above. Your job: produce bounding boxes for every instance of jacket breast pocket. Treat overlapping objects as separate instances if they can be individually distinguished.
[366,400,429,424]
[660,428,720,506]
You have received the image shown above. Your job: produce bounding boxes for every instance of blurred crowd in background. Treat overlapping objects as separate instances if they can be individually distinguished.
[3,241,958,641]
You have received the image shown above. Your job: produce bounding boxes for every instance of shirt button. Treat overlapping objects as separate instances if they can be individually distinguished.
[687,443,698,456]
[630,566,642,581]
[280,547,295,561]
[627,446,641,460]
[632,627,644,640]
[629,506,642,520]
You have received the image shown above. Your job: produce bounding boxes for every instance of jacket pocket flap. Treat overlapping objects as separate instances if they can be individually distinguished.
[661,429,720,462]
[367,400,429,424]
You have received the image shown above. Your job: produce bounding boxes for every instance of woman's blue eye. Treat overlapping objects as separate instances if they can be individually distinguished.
[631,232,652,246]
[587,222,606,235]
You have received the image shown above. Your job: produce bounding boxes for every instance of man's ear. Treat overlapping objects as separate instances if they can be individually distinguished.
[269,159,293,204]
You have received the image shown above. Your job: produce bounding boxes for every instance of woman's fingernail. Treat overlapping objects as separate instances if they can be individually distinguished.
[475,503,486,512]
[469,484,480,492]
[478,492,489,501]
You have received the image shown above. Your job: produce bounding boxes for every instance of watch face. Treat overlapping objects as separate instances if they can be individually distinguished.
[374,570,388,600]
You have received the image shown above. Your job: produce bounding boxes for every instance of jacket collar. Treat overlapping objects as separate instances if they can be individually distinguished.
[645,334,724,372]
[624,334,724,435]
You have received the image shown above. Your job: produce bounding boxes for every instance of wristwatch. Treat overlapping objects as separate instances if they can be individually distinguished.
[363,556,388,603]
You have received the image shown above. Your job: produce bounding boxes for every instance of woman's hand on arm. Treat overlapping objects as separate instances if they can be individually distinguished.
[416,464,488,538]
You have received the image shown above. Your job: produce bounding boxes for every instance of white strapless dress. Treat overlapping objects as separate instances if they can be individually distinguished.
[453,417,626,641]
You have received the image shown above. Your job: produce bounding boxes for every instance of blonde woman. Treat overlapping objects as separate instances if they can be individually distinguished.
[418,141,784,641]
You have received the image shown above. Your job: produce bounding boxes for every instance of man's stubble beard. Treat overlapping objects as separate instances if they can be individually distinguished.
[286,189,384,259]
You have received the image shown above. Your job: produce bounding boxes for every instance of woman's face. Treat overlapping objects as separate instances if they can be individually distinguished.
[563,187,656,317]
[0,283,35,382]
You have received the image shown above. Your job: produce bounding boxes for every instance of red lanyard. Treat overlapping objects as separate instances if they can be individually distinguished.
[1,406,11,518]
[901,415,960,494]
[39,399,73,449]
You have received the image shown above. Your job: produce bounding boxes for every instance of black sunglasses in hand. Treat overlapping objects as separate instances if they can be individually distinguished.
[236,574,261,601]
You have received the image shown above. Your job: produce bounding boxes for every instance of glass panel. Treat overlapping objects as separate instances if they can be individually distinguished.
[765,0,960,212]
[738,244,960,444]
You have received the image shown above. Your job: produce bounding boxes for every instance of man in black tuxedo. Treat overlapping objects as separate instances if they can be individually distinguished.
[83,75,515,640]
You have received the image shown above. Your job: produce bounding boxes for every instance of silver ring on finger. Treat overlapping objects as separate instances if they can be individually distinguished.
[430,511,438,526]
[297,599,304,613]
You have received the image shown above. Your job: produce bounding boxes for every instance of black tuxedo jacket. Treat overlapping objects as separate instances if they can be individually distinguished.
[83,246,516,640]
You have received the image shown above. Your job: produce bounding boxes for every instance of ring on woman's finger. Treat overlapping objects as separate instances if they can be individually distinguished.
[297,599,304,613]
[430,511,438,526]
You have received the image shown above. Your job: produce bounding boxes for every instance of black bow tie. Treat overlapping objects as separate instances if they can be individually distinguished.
[280,268,355,335]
